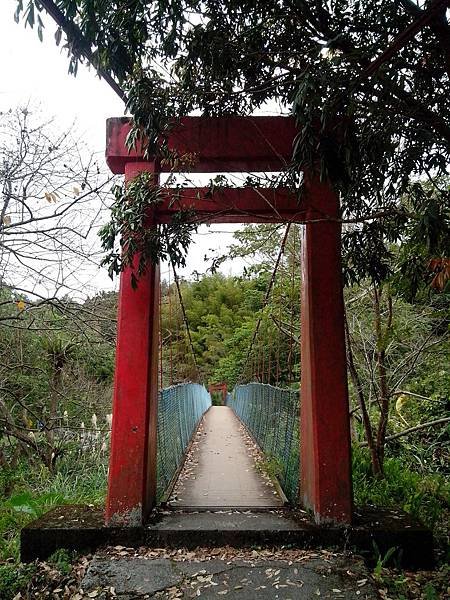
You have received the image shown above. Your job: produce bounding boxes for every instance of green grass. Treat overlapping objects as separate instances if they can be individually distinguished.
[0,451,107,562]
[0,449,107,599]
[47,548,77,575]
[352,446,450,534]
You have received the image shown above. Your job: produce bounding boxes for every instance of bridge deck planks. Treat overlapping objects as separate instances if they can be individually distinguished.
[170,406,283,508]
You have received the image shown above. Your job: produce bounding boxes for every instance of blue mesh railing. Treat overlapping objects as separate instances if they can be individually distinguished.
[228,383,300,504]
[157,383,211,500]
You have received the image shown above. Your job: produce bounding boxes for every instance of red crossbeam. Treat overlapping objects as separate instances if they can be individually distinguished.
[156,187,308,223]
[106,116,297,174]
[156,182,343,223]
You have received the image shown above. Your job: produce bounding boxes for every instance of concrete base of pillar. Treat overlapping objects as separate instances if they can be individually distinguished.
[21,504,432,569]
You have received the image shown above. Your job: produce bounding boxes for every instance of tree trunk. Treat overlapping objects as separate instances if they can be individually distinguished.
[373,287,393,474]
[45,355,64,472]
[345,313,383,476]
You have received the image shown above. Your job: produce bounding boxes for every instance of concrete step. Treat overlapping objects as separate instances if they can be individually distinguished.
[21,504,433,569]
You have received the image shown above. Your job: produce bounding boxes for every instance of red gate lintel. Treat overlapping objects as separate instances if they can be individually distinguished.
[106,116,297,174]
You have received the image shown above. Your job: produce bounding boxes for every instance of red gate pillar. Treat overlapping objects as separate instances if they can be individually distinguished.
[105,162,160,526]
[300,180,353,524]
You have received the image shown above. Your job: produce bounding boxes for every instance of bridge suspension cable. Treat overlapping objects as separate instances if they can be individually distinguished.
[288,228,296,385]
[238,223,292,384]
[168,257,203,385]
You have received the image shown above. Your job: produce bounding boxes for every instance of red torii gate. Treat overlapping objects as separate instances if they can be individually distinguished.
[209,383,228,405]
[105,116,352,526]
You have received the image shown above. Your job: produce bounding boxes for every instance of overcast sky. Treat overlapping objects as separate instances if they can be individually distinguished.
[0,1,245,297]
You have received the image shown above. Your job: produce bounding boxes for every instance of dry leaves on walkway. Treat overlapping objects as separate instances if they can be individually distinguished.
[12,547,448,599]
[100,544,338,564]
[237,422,277,492]
[170,411,281,508]
[169,419,204,504]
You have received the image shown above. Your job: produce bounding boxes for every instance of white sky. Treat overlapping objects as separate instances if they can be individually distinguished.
[0,0,246,298]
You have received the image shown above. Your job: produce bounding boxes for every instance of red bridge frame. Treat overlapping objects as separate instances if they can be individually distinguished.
[105,116,353,526]
[208,383,228,405]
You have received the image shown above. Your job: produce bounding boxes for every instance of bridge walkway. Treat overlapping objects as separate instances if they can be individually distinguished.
[169,406,283,508]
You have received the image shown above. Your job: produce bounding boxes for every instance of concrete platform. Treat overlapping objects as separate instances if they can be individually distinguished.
[170,406,284,508]
[81,554,379,599]
[21,505,433,569]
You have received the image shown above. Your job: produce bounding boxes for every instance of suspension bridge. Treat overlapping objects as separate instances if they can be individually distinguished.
[154,217,301,511]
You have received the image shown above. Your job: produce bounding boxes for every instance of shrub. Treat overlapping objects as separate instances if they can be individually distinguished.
[352,446,449,530]
[0,563,36,600]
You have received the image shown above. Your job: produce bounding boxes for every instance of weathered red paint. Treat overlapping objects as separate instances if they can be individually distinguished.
[106,116,297,174]
[156,187,307,223]
[155,181,349,224]
[105,116,353,526]
[300,179,353,524]
[105,161,160,526]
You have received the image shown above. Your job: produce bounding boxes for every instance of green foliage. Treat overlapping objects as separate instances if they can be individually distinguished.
[391,181,450,301]
[47,548,74,575]
[80,347,115,384]
[372,543,400,577]
[0,453,107,562]
[159,226,302,388]
[5,491,66,518]
[346,276,449,477]
[161,272,262,386]
[210,392,223,406]
[372,564,450,600]
[0,286,115,471]
[0,562,36,600]
[352,447,449,531]
[16,1,450,285]
[159,263,300,388]
[0,292,111,565]
[423,582,440,600]
[256,455,283,482]
[99,172,197,287]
